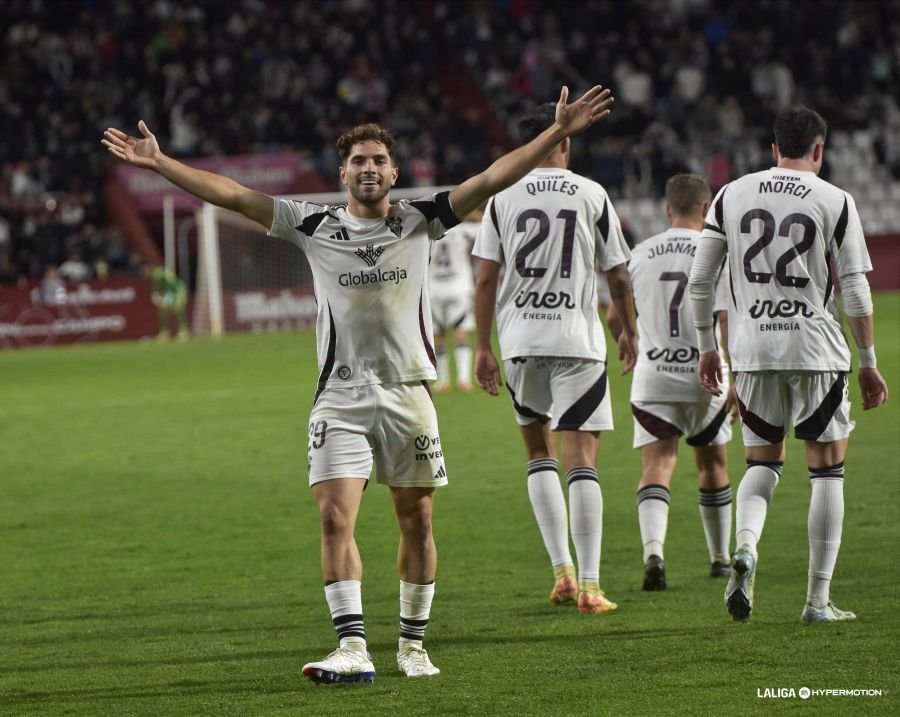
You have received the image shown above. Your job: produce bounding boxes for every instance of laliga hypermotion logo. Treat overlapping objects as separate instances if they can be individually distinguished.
[355,243,384,267]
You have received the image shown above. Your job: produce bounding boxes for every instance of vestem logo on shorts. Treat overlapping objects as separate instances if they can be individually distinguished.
[414,434,442,461]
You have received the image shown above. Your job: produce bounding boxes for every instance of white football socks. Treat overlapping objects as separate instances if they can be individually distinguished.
[807,464,845,607]
[567,467,602,583]
[637,484,670,562]
[699,485,733,564]
[735,462,783,554]
[527,458,571,568]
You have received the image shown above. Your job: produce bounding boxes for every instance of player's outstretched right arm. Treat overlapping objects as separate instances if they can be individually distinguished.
[102,121,274,230]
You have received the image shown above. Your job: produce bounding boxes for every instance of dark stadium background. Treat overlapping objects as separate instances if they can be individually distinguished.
[1,0,898,314]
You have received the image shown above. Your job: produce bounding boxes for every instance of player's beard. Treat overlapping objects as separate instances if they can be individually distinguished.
[348,176,390,207]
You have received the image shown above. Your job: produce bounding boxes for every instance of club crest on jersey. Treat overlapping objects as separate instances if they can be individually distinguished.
[385,216,403,238]
[355,243,384,267]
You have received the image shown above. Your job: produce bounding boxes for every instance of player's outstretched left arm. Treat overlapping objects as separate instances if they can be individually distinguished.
[474,259,503,396]
[449,85,613,219]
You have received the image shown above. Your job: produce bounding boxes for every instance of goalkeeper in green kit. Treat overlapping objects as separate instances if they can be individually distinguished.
[150,266,189,341]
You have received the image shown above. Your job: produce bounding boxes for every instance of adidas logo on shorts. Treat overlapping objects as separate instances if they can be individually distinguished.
[434,465,447,480]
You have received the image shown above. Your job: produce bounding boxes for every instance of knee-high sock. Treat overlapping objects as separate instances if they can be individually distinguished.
[637,484,670,562]
[735,461,783,554]
[807,464,845,607]
[527,458,571,568]
[399,580,435,649]
[567,467,602,584]
[699,485,732,563]
[454,342,472,386]
[325,580,365,649]
[528,458,572,567]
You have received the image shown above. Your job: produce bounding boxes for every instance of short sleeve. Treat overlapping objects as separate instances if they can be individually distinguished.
[268,198,329,250]
[831,192,873,278]
[700,184,729,244]
[595,196,631,271]
[472,197,503,263]
[407,191,461,241]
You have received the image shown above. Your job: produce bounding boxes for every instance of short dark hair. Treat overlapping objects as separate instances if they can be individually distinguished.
[516,102,557,145]
[773,106,827,159]
[665,173,711,216]
[336,123,397,163]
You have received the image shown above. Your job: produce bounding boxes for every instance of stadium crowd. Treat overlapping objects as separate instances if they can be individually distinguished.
[1,0,898,285]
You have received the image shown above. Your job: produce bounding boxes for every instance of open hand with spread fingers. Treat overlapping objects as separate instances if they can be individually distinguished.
[554,85,614,137]
[101,120,161,170]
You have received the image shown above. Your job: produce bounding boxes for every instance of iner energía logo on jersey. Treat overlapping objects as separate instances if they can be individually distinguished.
[748,299,814,319]
[513,290,576,310]
[339,243,409,287]
[646,346,699,364]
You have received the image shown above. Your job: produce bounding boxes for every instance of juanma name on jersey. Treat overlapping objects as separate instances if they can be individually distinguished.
[339,267,409,287]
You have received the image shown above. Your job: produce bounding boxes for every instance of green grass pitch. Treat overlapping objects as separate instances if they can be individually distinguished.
[1,294,898,716]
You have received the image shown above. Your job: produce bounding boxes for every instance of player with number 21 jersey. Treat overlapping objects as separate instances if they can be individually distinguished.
[474,167,631,362]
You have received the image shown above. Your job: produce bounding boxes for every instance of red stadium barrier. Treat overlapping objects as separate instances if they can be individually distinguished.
[868,234,900,291]
[0,278,159,349]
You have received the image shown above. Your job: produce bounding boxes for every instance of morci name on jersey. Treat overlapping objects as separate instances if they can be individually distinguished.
[759,176,812,199]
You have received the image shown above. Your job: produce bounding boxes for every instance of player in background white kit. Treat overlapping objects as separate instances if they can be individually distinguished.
[430,209,482,391]
[474,102,638,614]
[103,84,615,681]
[607,174,735,591]
[689,106,889,623]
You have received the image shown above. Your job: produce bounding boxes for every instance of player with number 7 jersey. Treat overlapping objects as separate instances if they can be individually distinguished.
[699,165,870,372]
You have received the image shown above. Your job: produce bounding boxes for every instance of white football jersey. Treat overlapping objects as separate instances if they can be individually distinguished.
[629,228,728,402]
[473,168,631,360]
[701,168,871,371]
[429,220,476,300]
[268,193,459,389]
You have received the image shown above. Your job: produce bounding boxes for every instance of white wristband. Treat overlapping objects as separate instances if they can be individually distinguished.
[696,326,717,353]
[858,346,877,369]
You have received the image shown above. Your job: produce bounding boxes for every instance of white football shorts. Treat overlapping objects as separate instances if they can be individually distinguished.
[631,394,732,449]
[734,370,854,446]
[503,356,613,431]
[306,381,448,488]
[430,294,474,333]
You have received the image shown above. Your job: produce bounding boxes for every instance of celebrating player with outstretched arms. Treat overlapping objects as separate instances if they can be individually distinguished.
[103,83,614,683]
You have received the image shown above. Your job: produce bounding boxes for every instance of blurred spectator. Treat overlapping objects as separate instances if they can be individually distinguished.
[38,265,66,305]
[0,0,898,286]
[58,252,91,283]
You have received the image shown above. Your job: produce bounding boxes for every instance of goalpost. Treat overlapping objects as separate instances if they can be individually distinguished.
[192,186,454,337]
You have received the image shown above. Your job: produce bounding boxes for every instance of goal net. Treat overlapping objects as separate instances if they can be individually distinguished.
[192,186,454,336]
